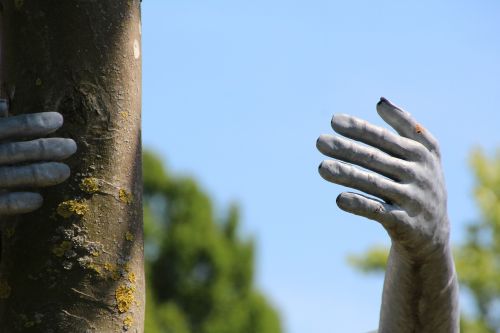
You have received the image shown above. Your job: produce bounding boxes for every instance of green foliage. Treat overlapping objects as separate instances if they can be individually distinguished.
[454,149,500,333]
[460,315,492,333]
[143,151,282,333]
[348,148,500,333]
[346,245,388,274]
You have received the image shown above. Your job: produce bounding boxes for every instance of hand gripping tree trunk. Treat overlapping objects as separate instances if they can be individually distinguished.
[0,1,144,332]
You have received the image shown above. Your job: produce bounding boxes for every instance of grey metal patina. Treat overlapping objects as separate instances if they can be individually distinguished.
[317,98,459,332]
[0,100,76,214]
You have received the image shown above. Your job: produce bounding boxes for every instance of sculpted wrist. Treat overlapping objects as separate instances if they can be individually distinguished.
[391,229,452,265]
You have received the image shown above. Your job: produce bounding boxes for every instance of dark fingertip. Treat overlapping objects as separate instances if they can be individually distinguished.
[331,114,341,132]
[378,97,389,105]
[336,193,341,205]
[377,97,392,110]
[316,134,329,151]
[336,193,348,210]
[330,114,351,133]
[377,97,401,112]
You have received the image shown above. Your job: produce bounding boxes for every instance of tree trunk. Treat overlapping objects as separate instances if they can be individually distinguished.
[0,1,144,332]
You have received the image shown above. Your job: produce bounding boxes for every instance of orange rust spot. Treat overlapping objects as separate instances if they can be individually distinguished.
[415,124,423,134]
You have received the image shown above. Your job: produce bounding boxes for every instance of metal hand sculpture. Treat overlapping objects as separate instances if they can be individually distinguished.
[0,100,76,215]
[317,98,459,333]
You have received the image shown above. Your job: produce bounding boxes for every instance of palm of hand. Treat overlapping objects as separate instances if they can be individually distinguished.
[317,98,449,259]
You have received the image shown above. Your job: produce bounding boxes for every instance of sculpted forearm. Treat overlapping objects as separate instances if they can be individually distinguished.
[317,97,459,332]
[379,242,459,333]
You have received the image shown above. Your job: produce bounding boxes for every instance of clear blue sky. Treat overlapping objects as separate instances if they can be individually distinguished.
[142,1,500,332]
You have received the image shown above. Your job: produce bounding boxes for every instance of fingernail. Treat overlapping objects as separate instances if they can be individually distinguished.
[378,97,401,111]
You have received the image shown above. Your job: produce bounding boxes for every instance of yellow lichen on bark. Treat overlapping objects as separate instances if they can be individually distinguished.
[125,231,134,241]
[103,262,123,281]
[115,284,136,313]
[86,263,102,276]
[0,1,144,331]
[112,270,122,281]
[119,189,133,204]
[123,315,133,329]
[57,200,89,218]
[80,177,100,194]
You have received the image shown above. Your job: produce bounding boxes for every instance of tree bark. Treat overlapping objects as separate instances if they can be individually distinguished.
[0,1,144,332]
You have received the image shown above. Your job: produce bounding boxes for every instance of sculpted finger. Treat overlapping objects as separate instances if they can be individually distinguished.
[0,192,43,215]
[0,112,63,140]
[331,114,425,161]
[336,192,407,229]
[377,97,440,155]
[0,162,70,188]
[319,160,409,204]
[316,134,413,181]
[0,138,77,165]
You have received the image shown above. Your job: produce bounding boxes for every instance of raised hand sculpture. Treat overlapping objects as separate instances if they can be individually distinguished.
[0,99,76,215]
[317,97,459,333]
